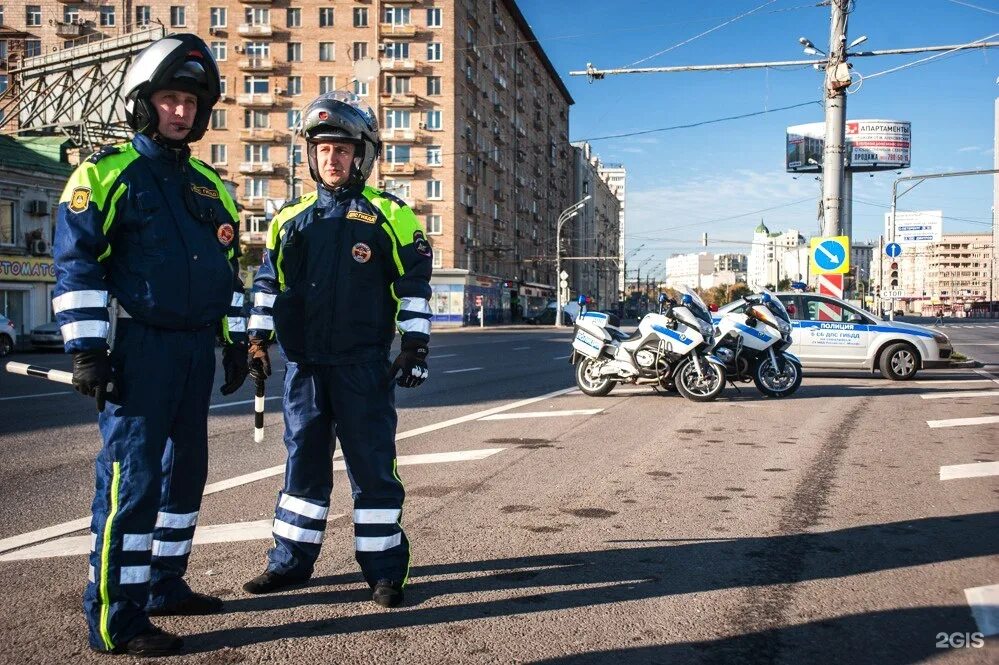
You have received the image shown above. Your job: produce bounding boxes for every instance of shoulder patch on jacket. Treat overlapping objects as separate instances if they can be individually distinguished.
[69,187,91,213]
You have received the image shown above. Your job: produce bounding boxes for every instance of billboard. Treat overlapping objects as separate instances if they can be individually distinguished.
[884,210,943,245]
[786,119,911,173]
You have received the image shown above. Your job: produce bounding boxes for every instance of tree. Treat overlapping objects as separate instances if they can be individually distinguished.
[729,283,753,301]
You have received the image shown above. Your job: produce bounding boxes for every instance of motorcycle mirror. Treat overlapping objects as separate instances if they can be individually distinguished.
[658,293,666,303]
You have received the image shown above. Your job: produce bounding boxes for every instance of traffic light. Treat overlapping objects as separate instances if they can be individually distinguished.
[889,262,899,287]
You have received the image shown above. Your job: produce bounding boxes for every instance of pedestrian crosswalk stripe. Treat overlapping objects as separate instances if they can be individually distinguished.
[965,584,999,636]
[480,409,603,421]
[939,461,999,480]
[919,390,999,400]
[928,416,999,428]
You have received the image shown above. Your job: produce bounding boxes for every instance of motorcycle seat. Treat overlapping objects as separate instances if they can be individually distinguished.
[608,327,642,342]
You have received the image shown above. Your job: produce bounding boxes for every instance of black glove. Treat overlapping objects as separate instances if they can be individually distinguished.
[390,339,429,388]
[221,340,249,395]
[72,350,113,412]
[248,335,272,382]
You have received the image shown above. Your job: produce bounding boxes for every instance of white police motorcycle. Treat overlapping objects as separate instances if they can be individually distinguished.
[570,288,727,402]
[711,291,802,398]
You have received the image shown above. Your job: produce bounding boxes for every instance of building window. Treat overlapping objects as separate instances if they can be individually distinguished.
[247,215,267,234]
[286,7,301,28]
[209,7,226,28]
[25,40,41,57]
[243,76,269,94]
[219,76,227,96]
[432,250,443,269]
[352,42,367,60]
[426,214,442,234]
[353,7,368,27]
[245,144,270,163]
[26,5,42,27]
[211,109,227,129]
[246,41,269,58]
[0,75,6,94]
[318,76,335,94]
[211,41,227,61]
[210,144,227,165]
[384,41,409,60]
[0,199,15,246]
[246,178,268,199]
[291,145,303,165]
[286,76,301,96]
[384,144,411,164]
[244,109,269,128]
[319,7,334,27]
[427,76,441,96]
[287,109,301,130]
[170,6,185,27]
[244,7,269,25]
[135,6,151,27]
[426,180,442,200]
[426,145,441,166]
[427,43,442,61]
[384,109,411,130]
[383,179,411,200]
[283,43,300,62]
[426,110,442,130]
[384,6,410,25]
[353,80,369,97]
[63,5,80,23]
[319,42,335,62]
[427,7,442,28]
[386,76,410,94]
[99,6,116,27]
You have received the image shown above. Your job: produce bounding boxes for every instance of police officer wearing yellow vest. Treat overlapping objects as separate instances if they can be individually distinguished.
[52,34,248,656]
[243,92,433,608]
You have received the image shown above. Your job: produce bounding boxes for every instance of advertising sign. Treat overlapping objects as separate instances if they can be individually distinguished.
[884,210,942,245]
[0,255,56,283]
[786,119,911,172]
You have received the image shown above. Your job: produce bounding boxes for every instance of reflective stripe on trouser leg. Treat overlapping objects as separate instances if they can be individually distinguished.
[330,360,410,587]
[265,362,336,577]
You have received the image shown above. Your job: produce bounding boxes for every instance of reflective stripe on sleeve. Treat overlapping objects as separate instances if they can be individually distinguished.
[155,510,199,529]
[254,292,276,308]
[121,533,153,551]
[273,519,325,544]
[353,508,401,524]
[52,290,108,313]
[248,314,274,330]
[90,532,97,552]
[231,292,245,307]
[399,297,431,315]
[227,317,247,332]
[398,318,431,336]
[119,565,151,585]
[61,320,109,342]
[88,565,95,584]
[151,539,193,557]
[356,533,402,552]
[278,493,329,520]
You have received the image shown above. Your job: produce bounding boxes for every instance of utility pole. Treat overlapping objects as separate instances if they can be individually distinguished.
[821,0,850,238]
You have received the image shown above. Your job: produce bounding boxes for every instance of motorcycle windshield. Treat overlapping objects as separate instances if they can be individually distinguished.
[682,286,713,325]
[761,289,791,323]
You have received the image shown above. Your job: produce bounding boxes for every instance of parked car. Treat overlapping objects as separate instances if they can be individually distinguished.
[29,321,65,350]
[525,301,580,325]
[717,292,952,380]
[0,315,15,357]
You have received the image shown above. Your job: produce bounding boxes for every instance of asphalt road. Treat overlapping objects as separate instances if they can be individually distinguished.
[0,324,996,664]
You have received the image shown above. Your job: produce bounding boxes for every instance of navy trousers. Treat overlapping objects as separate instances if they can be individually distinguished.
[266,359,410,587]
[84,321,215,651]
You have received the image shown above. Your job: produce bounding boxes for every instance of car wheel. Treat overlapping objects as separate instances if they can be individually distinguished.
[0,334,12,357]
[879,342,919,381]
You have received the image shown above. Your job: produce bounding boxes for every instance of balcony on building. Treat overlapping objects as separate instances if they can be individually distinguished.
[241,198,266,211]
[239,0,273,4]
[238,23,273,38]
[55,0,85,4]
[381,93,417,108]
[379,58,417,72]
[382,127,416,141]
[379,23,418,38]
[239,128,283,142]
[237,93,276,107]
[54,20,85,37]
[239,162,274,175]
[242,231,267,245]
[382,162,416,176]
[238,56,274,72]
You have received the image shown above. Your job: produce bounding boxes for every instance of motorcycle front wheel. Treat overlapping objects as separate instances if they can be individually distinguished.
[674,356,726,402]
[575,357,615,397]
[753,355,802,398]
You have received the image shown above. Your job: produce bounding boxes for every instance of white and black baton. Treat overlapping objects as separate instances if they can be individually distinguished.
[254,378,265,442]
[5,361,114,393]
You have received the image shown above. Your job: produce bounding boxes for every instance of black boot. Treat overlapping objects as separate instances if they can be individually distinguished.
[148,591,223,616]
[243,570,310,595]
[93,626,183,657]
[371,579,404,608]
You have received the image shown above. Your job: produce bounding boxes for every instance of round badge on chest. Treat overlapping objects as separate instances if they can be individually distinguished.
[217,222,235,246]
[352,242,372,263]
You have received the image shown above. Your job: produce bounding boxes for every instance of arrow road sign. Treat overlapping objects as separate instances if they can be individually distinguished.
[885,243,902,258]
[810,236,850,275]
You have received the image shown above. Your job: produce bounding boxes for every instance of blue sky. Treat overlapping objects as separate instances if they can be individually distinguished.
[518,0,997,263]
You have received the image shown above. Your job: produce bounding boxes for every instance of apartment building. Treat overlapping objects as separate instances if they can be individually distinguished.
[0,0,574,326]
[569,141,622,309]
[595,161,626,296]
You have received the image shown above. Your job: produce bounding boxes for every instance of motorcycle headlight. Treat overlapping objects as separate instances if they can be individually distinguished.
[777,319,791,335]
[700,320,713,336]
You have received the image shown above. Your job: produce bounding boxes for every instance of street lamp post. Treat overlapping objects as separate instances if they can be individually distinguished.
[555,195,591,328]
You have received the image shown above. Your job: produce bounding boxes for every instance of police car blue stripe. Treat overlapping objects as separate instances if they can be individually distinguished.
[790,320,935,338]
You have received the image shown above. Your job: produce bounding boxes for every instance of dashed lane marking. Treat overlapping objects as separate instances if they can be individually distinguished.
[480,409,603,421]
[432,353,458,359]
[919,390,999,400]
[443,367,483,374]
[939,461,999,480]
[927,416,999,428]
[512,346,531,351]
[965,584,999,636]
[0,390,72,402]
[912,379,995,385]
[554,355,571,360]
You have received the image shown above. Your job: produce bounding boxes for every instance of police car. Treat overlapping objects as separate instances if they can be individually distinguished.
[717,292,953,380]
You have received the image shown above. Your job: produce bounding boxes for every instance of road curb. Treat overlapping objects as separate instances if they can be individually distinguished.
[949,359,982,368]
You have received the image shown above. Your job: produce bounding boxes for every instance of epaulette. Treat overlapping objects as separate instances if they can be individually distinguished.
[189,155,220,177]
[277,196,303,213]
[86,144,124,164]
[379,191,408,208]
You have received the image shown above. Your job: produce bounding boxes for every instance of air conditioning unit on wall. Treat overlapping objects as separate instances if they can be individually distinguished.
[30,238,49,256]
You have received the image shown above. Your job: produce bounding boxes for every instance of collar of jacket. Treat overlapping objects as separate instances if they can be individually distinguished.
[317,181,364,208]
[132,133,191,165]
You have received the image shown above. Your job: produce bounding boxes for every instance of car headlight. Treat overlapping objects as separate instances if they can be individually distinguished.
[932,333,950,345]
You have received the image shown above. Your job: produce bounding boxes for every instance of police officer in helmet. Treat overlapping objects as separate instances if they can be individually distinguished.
[244,92,433,607]
[53,34,248,656]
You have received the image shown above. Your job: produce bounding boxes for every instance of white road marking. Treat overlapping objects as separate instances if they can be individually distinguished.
[0,390,72,402]
[554,355,571,360]
[432,353,458,359]
[912,378,995,385]
[210,395,283,410]
[960,342,999,346]
[443,367,482,374]
[919,390,999,400]
[927,416,999,428]
[609,387,657,395]
[939,461,999,480]
[973,369,999,385]
[0,386,577,555]
[480,409,603,421]
[512,346,530,351]
[965,584,999,636]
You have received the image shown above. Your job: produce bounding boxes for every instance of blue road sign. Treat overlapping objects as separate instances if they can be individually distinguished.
[885,242,902,258]
[814,238,847,272]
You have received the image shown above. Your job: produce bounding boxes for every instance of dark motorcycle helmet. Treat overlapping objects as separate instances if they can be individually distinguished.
[301,92,381,187]
[121,34,221,143]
